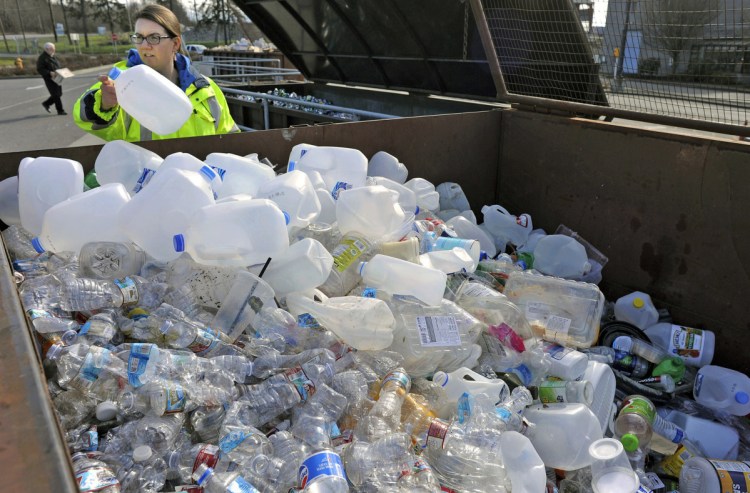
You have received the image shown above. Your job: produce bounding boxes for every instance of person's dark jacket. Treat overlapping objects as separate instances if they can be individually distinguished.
[37,51,60,81]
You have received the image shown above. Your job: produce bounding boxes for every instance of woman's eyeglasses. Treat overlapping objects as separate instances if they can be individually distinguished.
[130,33,173,45]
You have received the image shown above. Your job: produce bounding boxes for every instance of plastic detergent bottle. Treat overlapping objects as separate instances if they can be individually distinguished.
[679,458,750,493]
[108,64,192,135]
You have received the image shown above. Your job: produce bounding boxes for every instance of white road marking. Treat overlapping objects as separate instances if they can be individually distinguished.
[26,84,44,90]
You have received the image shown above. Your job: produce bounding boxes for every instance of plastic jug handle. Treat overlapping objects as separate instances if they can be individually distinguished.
[482,204,511,216]
[311,288,328,303]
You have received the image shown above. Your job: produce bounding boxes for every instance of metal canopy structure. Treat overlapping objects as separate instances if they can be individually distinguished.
[232,0,606,104]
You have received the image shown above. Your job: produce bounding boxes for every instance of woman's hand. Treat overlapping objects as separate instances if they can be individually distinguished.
[98,74,118,111]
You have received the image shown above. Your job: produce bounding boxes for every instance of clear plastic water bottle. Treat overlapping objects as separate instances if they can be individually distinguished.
[78,241,147,281]
[357,368,411,440]
[117,445,168,493]
[58,275,168,312]
[216,400,273,468]
[166,442,221,484]
[193,463,262,493]
[297,444,349,492]
[72,452,121,493]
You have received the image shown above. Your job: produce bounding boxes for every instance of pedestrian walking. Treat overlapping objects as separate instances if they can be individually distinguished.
[37,42,67,116]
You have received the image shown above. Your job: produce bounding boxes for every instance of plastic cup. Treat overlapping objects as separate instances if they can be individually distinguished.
[588,438,640,493]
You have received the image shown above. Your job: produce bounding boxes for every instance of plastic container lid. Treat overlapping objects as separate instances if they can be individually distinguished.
[620,434,639,452]
[632,298,644,308]
[173,234,185,252]
[589,438,624,460]
[108,67,121,80]
[96,401,118,421]
[736,392,749,404]
[133,445,153,462]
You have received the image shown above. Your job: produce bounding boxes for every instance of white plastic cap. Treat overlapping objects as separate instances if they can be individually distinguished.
[133,445,153,462]
[95,401,118,421]
[433,371,449,387]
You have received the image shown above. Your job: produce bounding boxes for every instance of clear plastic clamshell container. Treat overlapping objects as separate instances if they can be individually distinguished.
[504,270,604,348]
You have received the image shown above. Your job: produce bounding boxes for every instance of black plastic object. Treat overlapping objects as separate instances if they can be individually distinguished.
[599,320,652,348]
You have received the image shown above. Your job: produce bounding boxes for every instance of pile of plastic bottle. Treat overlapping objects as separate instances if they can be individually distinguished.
[1,139,748,493]
[237,88,360,121]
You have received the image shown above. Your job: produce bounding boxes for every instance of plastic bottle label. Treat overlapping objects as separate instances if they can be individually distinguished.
[164,384,186,414]
[459,282,500,298]
[192,444,219,474]
[424,419,451,450]
[331,181,352,200]
[707,460,750,493]
[669,325,704,361]
[619,395,656,423]
[132,167,157,194]
[297,313,321,329]
[416,316,461,347]
[298,451,347,488]
[76,466,120,492]
[659,444,696,478]
[81,429,99,452]
[209,165,227,180]
[80,319,113,339]
[538,381,569,404]
[187,329,220,356]
[114,277,139,306]
[73,347,111,390]
[219,429,256,454]
[383,370,411,390]
[127,343,155,387]
[332,237,369,272]
[285,366,315,402]
[543,342,575,361]
[227,477,261,493]
[457,392,474,423]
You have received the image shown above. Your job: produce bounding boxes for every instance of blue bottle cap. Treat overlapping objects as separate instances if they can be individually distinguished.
[199,165,217,182]
[173,234,185,252]
[108,67,122,80]
[736,391,749,404]
[282,211,290,225]
[31,237,45,253]
[287,161,296,171]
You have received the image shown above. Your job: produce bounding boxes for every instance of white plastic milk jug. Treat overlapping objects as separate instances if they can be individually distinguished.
[481,205,533,249]
[336,185,406,241]
[204,153,276,199]
[359,254,447,306]
[117,166,216,262]
[19,156,84,236]
[445,216,497,259]
[583,360,617,434]
[108,65,192,135]
[368,151,408,184]
[694,365,750,416]
[404,177,440,212]
[33,183,130,254]
[287,143,317,168]
[614,291,659,330]
[159,152,222,195]
[432,367,509,418]
[437,182,472,213]
[533,234,591,279]
[290,146,368,195]
[173,198,290,267]
[261,238,334,297]
[256,170,321,233]
[367,176,418,216]
[94,140,163,195]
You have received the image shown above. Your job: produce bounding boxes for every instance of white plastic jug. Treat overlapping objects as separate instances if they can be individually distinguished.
[481,205,533,249]
[419,247,476,274]
[431,367,509,418]
[542,342,590,381]
[0,176,21,226]
[499,431,547,493]
[424,234,481,271]
[290,146,368,195]
[159,152,222,195]
[173,198,290,267]
[437,182,472,213]
[524,402,604,471]
[645,323,715,367]
[614,292,659,330]
[256,170,321,233]
[306,170,337,224]
[445,216,497,259]
[108,65,192,135]
[533,234,591,279]
[404,177,440,212]
[694,365,750,416]
[659,409,739,460]
[94,140,163,196]
[359,254,447,306]
[19,156,84,236]
[204,153,276,199]
[368,151,408,184]
[367,176,418,215]
[261,238,334,297]
[336,185,407,241]
[285,291,395,351]
[287,143,317,169]
[583,360,617,434]
[33,183,131,254]
[118,166,216,262]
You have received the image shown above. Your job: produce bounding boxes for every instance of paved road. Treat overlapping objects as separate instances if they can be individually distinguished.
[0,66,107,155]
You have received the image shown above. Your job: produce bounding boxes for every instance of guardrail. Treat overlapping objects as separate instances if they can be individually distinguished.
[200,56,302,84]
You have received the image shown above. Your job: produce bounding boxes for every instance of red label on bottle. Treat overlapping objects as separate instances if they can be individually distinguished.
[192,444,219,474]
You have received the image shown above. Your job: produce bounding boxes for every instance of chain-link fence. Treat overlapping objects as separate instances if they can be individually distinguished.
[477,0,750,129]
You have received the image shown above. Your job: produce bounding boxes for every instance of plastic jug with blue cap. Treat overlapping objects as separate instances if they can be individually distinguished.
[431,367,509,419]
[256,170,321,234]
[291,145,368,196]
[107,64,192,135]
[694,365,750,416]
[204,152,276,199]
[94,140,163,196]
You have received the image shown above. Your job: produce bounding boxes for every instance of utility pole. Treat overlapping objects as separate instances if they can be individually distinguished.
[0,15,10,53]
[14,0,29,52]
[48,0,58,42]
[81,0,89,48]
[614,0,634,92]
[61,0,72,44]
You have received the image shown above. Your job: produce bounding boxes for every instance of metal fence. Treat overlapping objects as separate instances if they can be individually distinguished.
[472,0,750,133]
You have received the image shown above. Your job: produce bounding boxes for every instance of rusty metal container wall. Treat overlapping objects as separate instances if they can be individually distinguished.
[496,110,750,374]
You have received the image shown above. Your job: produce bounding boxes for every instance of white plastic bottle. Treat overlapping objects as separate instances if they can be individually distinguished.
[368,151,408,184]
[480,205,533,249]
[542,342,590,381]
[359,254,447,306]
[158,152,222,195]
[680,458,750,493]
[404,177,440,212]
[583,360,616,434]
[533,234,591,279]
[173,198,290,267]
[256,170,322,234]
[118,166,216,262]
[290,145,368,195]
[204,152,276,198]
[614,291,659,330]
[432,367,509,419]
[33,183,131,254]
[94,140,163,195]
[108,64,192,135]
[260,238,334,297]
[694,365,750,416]
[645,323,715,367]
[18,156,84,236]
[537,380,593,406]
[336,185,407,241]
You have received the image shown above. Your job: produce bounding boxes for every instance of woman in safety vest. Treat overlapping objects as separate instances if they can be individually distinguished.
[73,4,239,142]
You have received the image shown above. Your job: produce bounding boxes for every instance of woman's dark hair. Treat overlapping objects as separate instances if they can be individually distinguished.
[135,4,186,55]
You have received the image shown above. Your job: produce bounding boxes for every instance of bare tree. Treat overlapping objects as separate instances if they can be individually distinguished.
[640,0,718,74]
